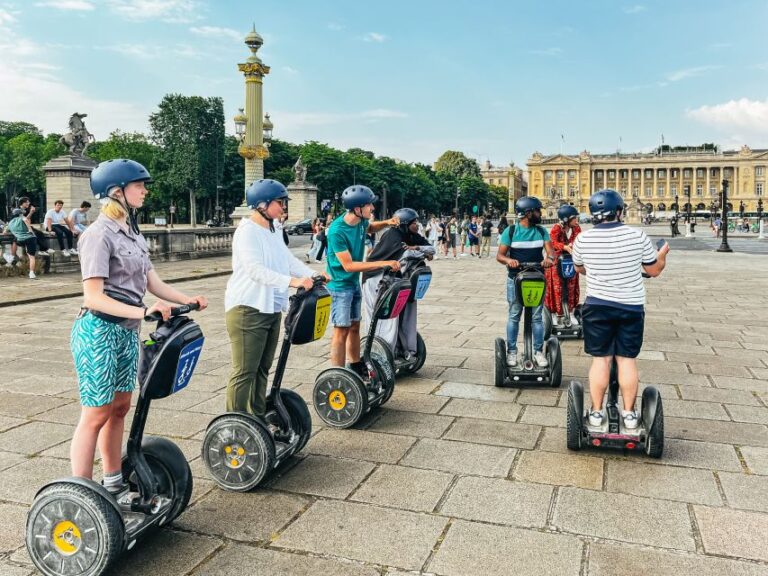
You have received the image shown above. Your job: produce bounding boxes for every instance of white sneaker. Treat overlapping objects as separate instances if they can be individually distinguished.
[622,410,639,430]
[506,351,517,367]
[569,313,579,326]
[534,351,548,367]
[553,315,563,327]
[29,271,37,279]
[69,248,78,255]
[62,249,71,257]
[588,409,605,427]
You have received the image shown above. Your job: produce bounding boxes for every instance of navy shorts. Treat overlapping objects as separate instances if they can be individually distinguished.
[582,304,645,358]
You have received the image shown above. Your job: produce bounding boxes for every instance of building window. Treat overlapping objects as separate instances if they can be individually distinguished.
[557,186,564,197]
[710,185,717,196]
[697,168,704,178]
[671,169,678,178]
[595,170,603,179]
[711,168,719,177]
[556,170,564,179]
[657,169,666,178]
[544,170,553,180]
[632,170,640,179]
[696,184,703,196]
[757,166,765,177]
[568,170,576,179]
[684,169,691,178]
[758,183,764,196]
[645,186,652,198]
[657,185,665,197]
[620,187,627,197]
[645,170,653,179]
[724,169,732,178]
[608,170,615,179]
[633,184,639,196]
[671,183,677,196]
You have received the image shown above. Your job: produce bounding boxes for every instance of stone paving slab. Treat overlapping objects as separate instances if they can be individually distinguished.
[695,505,768,562]
[513,449,604,489]
[349,464,453,512]
[438,397,523,421]
[442,418,541,449]
[718,471,768,512]
[666,417,768,446]
[605,461,722,505]
[554,487,696,550]
[428,519,583,576]
[269,455,375,499]
[740,445,768,475]
[401,438,516,477]
[275,500,447,570]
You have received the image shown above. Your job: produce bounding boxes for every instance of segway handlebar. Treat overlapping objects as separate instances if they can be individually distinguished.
[516,261,544,269]
[295,275,327,296]
[144,302,200,322]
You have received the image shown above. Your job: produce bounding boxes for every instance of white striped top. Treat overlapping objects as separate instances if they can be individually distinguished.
[571,223,657,309]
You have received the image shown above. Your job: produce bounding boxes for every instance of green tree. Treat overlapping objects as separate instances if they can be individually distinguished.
[434,150,481,180]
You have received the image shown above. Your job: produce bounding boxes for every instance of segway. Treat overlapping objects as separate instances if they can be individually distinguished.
[201,278,330,492]
[494,263,562,388]
[27,304,204,576]
[546,254,583,340]
[313,267,411,428]
[566,358,664,457]
[362,250,432,377]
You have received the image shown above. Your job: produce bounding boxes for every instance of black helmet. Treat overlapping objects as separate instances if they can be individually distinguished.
[515,196,542,216]
[394,207,419,233]
[557,204,579,225]
[589,189,625,222]
[246,179,289,209]
[90,159,152,199]
[341,185,378,210]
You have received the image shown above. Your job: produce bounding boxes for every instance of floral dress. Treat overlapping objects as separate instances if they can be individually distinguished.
[544,223,581,315]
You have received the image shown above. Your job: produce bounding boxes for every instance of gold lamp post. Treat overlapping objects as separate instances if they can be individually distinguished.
[231,24,272,224]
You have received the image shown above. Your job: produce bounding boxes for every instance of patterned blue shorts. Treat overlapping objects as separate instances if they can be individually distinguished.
[71,312,139,407]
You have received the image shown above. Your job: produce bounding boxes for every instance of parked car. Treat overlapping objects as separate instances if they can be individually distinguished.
[578,213,592,223]
[286,218,313,235]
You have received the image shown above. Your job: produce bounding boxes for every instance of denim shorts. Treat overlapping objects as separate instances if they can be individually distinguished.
[71,312,139,407]
[328,285,362,327]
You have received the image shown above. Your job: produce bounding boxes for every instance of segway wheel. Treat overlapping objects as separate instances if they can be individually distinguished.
[371,348,396,406]
[494,337,506,388]
[202,414,275,491]
[27,482,123,576]
[313,369,368,428]
[547,337,562,388]
[122,436,193,523]
[566,381,584,451]
[398,333,428,376]
[542,308,553,340]
[280,388,312,453]
[641,387,665,458]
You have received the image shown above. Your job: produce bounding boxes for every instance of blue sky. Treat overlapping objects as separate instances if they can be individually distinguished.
[2,0,767,166]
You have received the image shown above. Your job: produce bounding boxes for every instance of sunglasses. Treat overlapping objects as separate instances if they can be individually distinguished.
[271,198,288,209]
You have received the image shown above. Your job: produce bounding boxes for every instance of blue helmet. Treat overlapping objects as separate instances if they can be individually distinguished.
[557,204,579,225]
[589,189,625,222]
[90,159,152,199]
[394,207,419,234]
[515,196,542,216]
[246,179,289,209]
[341,185,378,210]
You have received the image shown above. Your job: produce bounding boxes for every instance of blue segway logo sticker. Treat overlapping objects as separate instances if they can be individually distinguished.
[172,337,205,394]
[560,260,576,279]
[415,274,432,300]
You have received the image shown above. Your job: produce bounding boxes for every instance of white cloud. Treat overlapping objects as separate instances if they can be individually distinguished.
[272,109,408,130]
[363,32,387,43]
[686,98,768,135]
[529,47,562,56]
[98,42,203,59]
[0,7,17,25]
[623,5,646,14]
[190,25,241,42]
[105,0,201,23]
[665,65,721,82]
[35,0,95,10]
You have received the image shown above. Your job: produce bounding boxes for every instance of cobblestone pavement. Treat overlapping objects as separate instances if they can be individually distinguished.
[1,248,768,575]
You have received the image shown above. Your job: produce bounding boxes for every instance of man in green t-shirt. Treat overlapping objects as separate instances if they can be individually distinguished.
[326,185,400,375]
[7,208,40,279]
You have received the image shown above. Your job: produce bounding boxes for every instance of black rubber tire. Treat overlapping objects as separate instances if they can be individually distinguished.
[313,369,368,428]
[547,337,562,388]
[27,482,124,576]
[566,381,583,451]
[122,436,193,523]
[409,332,428,374]
[494,337,506,388]
[372,349,396,406]
[363,336,395,375]
[201,414,275,491]
[642,389,665,458]
[280,388,312,453]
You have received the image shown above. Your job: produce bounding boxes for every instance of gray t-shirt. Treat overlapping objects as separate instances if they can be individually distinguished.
[69,209,88,227]
[78,214,153,330]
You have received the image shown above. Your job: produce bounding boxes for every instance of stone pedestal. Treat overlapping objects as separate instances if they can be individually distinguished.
[286,181,318,223]
[230,204,251,228]
[625,200,643,224]
[42,155,97,221]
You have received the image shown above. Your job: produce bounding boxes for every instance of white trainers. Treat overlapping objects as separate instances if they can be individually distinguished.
[569,313,579,326]
[506,351,518,367]
[553,315,563,327]
[622,410,639,430]
[69,248,78,255]
[62,249,71,257]
[588,409,605,427]
[534,351,548,367]
[29,271,37,279]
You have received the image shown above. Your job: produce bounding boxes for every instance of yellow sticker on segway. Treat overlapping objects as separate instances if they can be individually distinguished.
[52,520,82,556]
[520,279,545,307]
[313,295,331,341]
[328,389,347,410]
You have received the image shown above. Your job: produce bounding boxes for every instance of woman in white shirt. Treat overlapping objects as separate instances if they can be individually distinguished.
[225,179,321,417]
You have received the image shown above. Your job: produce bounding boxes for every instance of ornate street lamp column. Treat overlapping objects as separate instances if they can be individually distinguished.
[231,24,271,224]
[717,179,732,252]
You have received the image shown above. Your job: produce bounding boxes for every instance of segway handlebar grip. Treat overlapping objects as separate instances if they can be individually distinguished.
[518,261,543,269]
[144,302,200,322]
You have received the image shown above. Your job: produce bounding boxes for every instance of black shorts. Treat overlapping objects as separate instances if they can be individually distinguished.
[18,236,38,256]
[582,304,645,358]
[448,235,456,248]
[469,237,479,246]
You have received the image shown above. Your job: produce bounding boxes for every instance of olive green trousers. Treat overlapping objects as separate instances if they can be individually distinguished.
[225,306,281,417]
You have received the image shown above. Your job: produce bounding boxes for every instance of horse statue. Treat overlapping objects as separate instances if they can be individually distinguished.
[59,112,95,156]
